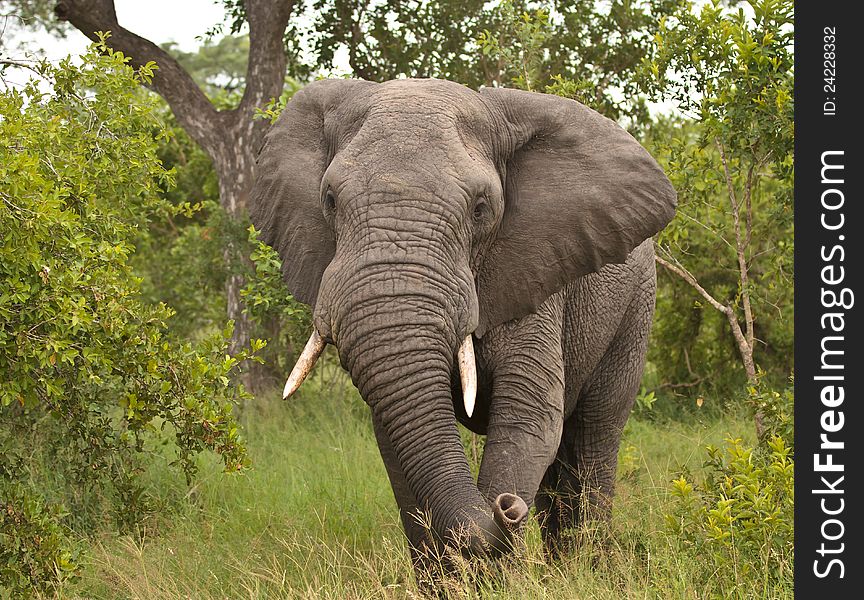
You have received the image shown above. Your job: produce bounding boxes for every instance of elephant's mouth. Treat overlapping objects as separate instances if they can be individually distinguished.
[282,328,479,419]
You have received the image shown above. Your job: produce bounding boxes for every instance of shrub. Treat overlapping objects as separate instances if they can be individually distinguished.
[0,482,79,598]
[241,226,312,378]
[0,36,261,594]
[666,379,794,596]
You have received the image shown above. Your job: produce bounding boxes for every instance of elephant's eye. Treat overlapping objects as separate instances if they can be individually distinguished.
[323,189,336,212]
[472,197,487,222]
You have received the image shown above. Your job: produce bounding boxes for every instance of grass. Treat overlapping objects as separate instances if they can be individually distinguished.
[61,363,781,599]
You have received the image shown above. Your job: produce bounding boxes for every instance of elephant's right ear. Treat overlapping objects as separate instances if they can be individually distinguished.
[250,79,376,307]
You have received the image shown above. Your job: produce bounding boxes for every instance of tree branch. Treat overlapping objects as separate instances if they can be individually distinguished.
[0,58,39,70]
[654,249,728,314]
[678,210,735,251]
[238,0,294,116]
[344,1,372,80]
[55,0,220,152]
[656,377,705,391]
[743,160,755,250]
[656,247,757,382]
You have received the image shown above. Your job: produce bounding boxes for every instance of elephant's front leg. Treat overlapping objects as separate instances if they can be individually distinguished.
[475,294,566,513]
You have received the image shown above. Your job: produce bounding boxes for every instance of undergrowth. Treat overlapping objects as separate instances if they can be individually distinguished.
[56,366,791,599]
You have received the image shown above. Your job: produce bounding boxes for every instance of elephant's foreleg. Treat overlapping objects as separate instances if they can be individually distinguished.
[475,294,565,511]
[537,289,653,554]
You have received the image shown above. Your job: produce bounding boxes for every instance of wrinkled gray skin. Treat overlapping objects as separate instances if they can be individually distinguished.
[250,79,676,567]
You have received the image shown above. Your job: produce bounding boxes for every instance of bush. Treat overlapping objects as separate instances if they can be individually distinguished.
[240,226,313,377]
[666,379,794,596]
[0,482,79,598]
[0,36,262,594]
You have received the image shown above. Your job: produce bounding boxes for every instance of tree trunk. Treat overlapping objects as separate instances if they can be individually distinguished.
[211,116,266,391]
[725,307,757,381]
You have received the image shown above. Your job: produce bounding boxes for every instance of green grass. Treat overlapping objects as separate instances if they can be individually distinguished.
[62,365,781,599]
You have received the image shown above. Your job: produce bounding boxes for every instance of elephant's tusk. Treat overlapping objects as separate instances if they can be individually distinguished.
[283,330,327,399]
[458,335,477,418]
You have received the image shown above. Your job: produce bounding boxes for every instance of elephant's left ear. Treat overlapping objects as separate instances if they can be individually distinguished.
[475,87,676,336]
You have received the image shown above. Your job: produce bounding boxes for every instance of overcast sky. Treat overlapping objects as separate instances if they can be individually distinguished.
[5,0,228,61]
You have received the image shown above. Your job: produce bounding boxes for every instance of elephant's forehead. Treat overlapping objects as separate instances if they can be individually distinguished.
[340,126,493,194]
[365,79,498,136]
[375,78,480,104]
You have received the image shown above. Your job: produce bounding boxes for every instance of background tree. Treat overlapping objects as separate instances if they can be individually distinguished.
[45,0,295,384]
[161,34,251,100]
[638,0,793,409]
[310,0,677,123]
[0,0,67,47]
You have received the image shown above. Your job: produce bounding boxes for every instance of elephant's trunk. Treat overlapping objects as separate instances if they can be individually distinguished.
[319,257,521,555]
[283,330,477,420]
[347,320,511,553]
[493,493,530,531]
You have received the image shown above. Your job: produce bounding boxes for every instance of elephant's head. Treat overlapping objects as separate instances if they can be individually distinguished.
[250,78,675,555]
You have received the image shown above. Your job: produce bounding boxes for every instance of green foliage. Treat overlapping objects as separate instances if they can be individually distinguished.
[643,0,794,170]
[666,379,794,596]
[307,0,675,123]
[633,388,657,415]
[477,1,552,92]
[161,35,250,101]
[641,0,793,209]
[309,0,493,84]
[253,77,304,124]
[475,0,674,124]
[0,482,79,598]
[638,0,794,394]
[129,104,227,339]
[133,68,304,346]
[0,37,262,592]
[749,373,794,445]
[207,0,313,80]
[474,0,602,110]
[242,227,311,330]
[241,226,313,374]
[133,200,229,340]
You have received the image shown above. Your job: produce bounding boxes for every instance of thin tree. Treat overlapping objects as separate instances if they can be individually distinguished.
[640,1,794,430]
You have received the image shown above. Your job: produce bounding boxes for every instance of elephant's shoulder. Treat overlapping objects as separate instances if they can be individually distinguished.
[563,241,655,310]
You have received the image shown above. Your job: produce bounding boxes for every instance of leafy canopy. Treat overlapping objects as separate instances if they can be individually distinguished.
[309,0,677,123]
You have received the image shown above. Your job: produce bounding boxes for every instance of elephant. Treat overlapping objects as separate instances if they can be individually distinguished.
[249,78,676,569]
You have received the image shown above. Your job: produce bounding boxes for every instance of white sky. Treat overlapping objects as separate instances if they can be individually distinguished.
[6,0,227,60]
